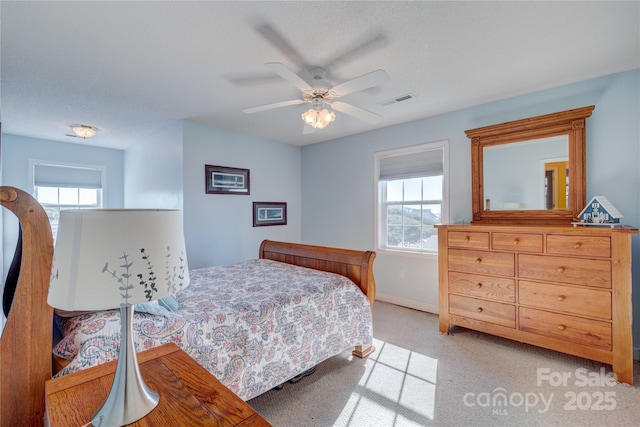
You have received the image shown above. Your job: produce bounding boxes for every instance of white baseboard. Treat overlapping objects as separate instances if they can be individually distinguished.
[375,293,438,315]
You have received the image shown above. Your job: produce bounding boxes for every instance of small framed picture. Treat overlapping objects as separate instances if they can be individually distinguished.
[253,202,287,227]
[205,165,250,195]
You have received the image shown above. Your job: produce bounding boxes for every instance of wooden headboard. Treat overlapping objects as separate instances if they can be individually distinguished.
[1,187,54,426]
[259,239,376,308]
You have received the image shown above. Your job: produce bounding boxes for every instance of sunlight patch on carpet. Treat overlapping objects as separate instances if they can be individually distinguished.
[334,338,437,426]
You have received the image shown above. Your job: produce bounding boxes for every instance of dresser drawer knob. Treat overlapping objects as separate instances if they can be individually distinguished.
[557,324,566,331]
[477,307,483,313]
[476,283,483,289]
[465,236,470,242]
[573,242,582,249]
[557,295,565,301]
[476,258,482,264]
[556,266,565,273]
[513,238,520,245]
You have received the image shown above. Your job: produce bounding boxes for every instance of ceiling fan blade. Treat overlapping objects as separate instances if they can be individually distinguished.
[226,72,284,87]
[331,101,383,124]
[331,69,390,98]
[302,124,315,135]
[324,32,389,69]
[265,62,312,92]
[243,99,305,114]
[255,22,305,66]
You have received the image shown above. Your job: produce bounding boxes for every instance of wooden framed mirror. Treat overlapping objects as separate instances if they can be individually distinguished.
[466,105,594,225]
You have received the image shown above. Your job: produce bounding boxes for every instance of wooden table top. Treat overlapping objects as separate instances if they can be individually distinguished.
[45,343,271,426]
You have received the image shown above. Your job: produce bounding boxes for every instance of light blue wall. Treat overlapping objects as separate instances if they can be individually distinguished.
[301,69,640,336]
[1,134,124,207]
[0,120,302,281]
[1,69,638,345]
[0,134,124,277]
[182,121,302,269]
[124,121,183,210]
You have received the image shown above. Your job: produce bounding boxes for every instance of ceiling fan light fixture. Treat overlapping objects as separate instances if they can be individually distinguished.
[70,124,98,139]
[246,63,387,132]
[301,108,336,129]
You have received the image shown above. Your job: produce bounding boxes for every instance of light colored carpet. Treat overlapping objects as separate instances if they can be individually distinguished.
[248,301,640,426]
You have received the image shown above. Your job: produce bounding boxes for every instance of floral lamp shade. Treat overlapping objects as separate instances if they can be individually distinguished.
[48,209,189,311]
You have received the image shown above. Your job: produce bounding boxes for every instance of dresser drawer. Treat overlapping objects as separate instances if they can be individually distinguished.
[518,254,611,289]
[449,272,515,302]
[447,231,489,249]
[449,294,515,328]
[519,307,611,350]
[492,233,543,253]
[519,281,611,319]
[547,234,611,258]
[449,249,514,276]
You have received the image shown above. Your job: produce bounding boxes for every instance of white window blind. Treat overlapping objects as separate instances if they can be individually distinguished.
[378,148,444,181]
[34,164,102,189]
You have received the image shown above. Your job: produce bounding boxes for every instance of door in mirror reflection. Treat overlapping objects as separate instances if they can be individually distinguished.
[544,161,569,209]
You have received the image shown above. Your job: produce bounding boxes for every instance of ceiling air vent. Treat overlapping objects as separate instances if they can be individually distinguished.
[378,93,416,107]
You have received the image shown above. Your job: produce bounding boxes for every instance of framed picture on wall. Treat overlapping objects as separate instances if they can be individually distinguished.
[205,164,250,195]
[253,202,287,227]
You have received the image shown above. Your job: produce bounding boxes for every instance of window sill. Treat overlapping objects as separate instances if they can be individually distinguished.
[376,248,439,259]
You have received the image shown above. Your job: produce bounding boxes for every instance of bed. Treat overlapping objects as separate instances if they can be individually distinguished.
[0,186,376,425]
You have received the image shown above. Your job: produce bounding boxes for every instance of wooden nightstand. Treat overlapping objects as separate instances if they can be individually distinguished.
[45,343,271,426]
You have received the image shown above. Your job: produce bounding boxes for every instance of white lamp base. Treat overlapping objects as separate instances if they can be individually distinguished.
[91,305,159,427]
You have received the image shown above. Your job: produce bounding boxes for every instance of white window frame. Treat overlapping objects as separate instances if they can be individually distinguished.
[374,140,449,257]
[29,159,106,237]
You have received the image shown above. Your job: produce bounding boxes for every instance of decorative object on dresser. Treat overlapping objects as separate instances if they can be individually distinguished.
[575,195,624,226]
[48,209,189,426]
[437,222,637,384]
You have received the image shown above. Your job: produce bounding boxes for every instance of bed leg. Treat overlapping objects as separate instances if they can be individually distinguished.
[352,345,375,358]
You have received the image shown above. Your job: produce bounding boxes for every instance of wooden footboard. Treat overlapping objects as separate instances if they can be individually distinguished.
[259,240,377,359]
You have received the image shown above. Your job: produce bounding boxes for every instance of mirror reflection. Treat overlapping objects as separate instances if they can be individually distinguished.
[483,135,569,210]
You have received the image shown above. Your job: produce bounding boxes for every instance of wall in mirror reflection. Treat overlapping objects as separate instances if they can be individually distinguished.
[483,135,568,210]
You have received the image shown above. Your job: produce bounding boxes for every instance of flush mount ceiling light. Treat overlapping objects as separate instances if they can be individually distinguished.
[70,124,98,139]
[301,96,336,129]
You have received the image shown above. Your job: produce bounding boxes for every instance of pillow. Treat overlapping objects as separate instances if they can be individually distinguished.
[55,309,99,318]
[135,300,171,317]
[157,295,179,312]
[55,295,179,318]
[135,295,180,317]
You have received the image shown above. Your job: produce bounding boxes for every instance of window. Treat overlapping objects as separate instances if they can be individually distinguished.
[31,161,104,237]
[375,141,448,254]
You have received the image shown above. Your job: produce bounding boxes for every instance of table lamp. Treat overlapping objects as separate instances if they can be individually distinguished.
[48,209,189,427]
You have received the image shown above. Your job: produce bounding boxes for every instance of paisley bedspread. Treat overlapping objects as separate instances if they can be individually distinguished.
[53,259,373,400]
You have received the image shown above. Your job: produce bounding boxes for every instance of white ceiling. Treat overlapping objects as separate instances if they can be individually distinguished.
[1,1,638,150]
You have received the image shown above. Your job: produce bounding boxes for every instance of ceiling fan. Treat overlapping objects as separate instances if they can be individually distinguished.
[243,62,390,133]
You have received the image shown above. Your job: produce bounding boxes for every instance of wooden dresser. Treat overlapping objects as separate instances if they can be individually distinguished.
[436,224,637,384]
